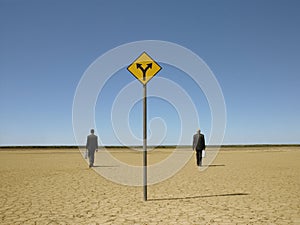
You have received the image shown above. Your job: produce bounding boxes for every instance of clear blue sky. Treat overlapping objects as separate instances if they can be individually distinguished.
[0,0,299,146]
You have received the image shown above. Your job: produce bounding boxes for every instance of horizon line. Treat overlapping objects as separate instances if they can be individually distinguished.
[0,144,299,149]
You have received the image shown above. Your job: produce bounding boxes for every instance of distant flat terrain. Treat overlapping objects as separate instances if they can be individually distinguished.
[0,146,299,224]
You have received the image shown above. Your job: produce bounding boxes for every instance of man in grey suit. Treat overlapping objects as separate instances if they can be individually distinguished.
[193,129,206,167]
[86,129,98,168]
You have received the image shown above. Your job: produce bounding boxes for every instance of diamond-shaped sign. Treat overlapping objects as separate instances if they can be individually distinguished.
[127,52,162,85]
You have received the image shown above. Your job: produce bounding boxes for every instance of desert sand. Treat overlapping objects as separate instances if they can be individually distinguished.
[0,146,299,224]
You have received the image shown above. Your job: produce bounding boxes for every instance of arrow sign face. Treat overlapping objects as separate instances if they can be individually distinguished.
[127,52,162,85]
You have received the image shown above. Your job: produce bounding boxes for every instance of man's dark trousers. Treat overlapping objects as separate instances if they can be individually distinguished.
[88,149,96,167]
[196,150,203,166]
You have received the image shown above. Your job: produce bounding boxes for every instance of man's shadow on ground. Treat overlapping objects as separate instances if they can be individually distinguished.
[204,164,226,167]
[92,165,120,168]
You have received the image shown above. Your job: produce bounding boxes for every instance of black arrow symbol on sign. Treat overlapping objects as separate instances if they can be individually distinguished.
[136,63,152,81]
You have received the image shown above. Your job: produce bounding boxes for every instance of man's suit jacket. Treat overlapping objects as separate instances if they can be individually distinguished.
[86,134,98,151]
[193,133,205,151]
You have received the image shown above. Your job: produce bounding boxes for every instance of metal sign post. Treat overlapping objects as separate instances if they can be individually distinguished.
[127,52,161,201]
[143,84,147,201]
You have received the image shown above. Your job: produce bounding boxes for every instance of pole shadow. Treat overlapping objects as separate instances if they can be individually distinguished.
[148,193,249,201]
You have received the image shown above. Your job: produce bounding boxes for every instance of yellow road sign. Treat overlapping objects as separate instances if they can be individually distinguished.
[127,52,162,85]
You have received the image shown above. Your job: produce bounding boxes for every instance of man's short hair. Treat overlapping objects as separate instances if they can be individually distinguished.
[91,129,94,133]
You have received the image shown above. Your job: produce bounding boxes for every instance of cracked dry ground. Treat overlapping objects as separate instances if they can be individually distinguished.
[0,147,299,224]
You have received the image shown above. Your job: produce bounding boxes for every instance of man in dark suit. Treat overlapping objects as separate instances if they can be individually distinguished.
[193,129,206,167]
[86,129,98,168]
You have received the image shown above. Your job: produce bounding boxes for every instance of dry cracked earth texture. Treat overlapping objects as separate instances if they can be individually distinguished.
[0,147,299,224]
